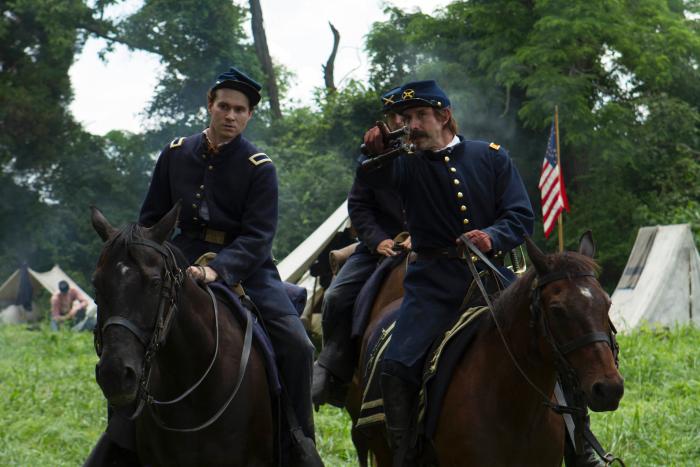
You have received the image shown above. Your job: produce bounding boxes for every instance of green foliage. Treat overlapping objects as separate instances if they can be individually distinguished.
[258,83,379,258]
[1,323,698,465]
[0,0,115,169]
[591,325,700,465]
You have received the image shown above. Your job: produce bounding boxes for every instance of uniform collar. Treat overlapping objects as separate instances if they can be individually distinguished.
[439,134,460,151]
[421,134,462,160]
[202,129,242,154]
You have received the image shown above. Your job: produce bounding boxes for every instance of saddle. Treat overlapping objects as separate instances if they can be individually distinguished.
[208,283,282,396]
[329,242,360,275]
[355,305,488,438]
[351,249,410,339]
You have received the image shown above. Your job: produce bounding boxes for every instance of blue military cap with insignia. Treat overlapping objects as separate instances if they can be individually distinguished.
[380,86,402,112]
[390,80,451,112]
[211,66,262,106]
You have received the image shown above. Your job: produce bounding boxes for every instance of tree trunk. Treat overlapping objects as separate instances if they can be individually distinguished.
[323,22,340,93]
[249,0,282,119]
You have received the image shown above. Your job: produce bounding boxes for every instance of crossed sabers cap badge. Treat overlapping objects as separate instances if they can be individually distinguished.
[382,95,395,106]
[402,89,416,100]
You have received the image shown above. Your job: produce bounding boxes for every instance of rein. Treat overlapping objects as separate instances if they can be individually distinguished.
[459,237,624,466]
[94,235,254,432]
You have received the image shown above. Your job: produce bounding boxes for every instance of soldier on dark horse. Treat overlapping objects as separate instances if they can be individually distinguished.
[360,80,612,466]
[312,87,410,409]
[85,66,320,466]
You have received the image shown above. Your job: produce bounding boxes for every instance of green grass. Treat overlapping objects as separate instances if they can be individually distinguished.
[590,325,700,466]
[1,323,698,466]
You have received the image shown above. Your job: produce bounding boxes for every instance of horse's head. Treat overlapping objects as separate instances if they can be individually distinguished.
[90,203,181,408]
[525,232,624,412]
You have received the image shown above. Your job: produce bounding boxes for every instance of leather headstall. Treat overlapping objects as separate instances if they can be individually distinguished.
[93,237,184,419]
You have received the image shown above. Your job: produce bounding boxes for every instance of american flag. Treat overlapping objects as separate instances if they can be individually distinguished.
[539,121,569,238]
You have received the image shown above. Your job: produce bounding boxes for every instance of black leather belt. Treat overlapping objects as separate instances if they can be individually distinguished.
[415,246,503,266]
[180,227,233,245]
[414,246,462,261]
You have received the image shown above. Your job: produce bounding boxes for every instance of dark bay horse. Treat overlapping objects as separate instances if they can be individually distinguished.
[89,204,274,466]
[349,234,624,466]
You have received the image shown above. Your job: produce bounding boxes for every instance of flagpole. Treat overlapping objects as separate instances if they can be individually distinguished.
[554,106,564,253]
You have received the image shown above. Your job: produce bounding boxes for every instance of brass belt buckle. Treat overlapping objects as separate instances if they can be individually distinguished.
[204,228,226,245]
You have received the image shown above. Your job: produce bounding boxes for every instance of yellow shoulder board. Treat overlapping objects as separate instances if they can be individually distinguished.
[248,152,272,166]
[489,142,501,151]
[170,137,185,149]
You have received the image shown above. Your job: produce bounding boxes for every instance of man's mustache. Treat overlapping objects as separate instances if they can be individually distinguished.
[409,130,428,139]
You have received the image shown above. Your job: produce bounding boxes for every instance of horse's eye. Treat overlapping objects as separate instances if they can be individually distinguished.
[549,304,566,314]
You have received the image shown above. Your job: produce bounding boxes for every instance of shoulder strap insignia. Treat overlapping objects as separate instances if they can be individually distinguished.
[489,142,501,151]
[170,137,185,149]
[248,152,272,166]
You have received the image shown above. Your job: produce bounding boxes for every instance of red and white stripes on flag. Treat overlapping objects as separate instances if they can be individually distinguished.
[539,121,569,238]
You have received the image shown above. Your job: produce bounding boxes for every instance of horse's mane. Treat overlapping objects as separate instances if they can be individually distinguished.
[99,223,189,269]
[487,251,600,331]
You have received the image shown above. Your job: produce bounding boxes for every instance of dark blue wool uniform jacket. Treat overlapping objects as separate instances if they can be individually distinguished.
[348,175,407,255]
[356,136,535,368]
[139,132,297,317]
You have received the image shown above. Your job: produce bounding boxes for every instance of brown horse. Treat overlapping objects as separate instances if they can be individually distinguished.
[88,204,274,466]
[348,233,624,466]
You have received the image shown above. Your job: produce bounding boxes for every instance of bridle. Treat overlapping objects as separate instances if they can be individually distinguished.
[460,237,624,465]
[94,234,253,432]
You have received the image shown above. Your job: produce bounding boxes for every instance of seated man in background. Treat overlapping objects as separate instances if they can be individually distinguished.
[50,280,88,330]
[312,87,409,408]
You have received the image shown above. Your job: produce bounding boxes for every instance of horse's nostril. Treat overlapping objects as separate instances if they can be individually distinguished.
[592,381,605,399]
[123,364,137,385]
[592,380,624,402]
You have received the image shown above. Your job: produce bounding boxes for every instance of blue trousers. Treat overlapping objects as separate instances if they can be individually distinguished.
[318,245,379,382]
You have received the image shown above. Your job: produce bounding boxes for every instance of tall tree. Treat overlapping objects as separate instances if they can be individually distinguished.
[323,23,340,92]
[249,0,282,119]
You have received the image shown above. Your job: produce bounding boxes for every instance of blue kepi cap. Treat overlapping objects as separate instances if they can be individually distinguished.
[211,66,262,106]
[380,86,402,112]
[390,80,451,112]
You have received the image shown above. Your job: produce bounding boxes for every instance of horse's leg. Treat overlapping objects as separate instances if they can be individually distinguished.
[365,425,392,467]
[83,433,141,467]
[351,428,370,467]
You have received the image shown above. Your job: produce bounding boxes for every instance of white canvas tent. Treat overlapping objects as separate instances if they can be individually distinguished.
[609,224,700,332]
[277,200,351,327]
[0,264,97,325]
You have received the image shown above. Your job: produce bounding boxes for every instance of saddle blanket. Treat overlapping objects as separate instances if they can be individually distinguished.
[351,251,408,339]
[209,282,282,396]
[356,305,488,439]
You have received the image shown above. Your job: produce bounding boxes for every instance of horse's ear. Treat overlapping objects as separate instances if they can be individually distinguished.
[524,236,549,274]
[146,201,181,244]
[91,206,117,242]
[578,230,596,258]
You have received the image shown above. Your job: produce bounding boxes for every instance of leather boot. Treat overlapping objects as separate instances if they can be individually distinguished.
[380,373,419,467]
[311,361,349,409]
[564,421,606,467]
[565,437,606,467]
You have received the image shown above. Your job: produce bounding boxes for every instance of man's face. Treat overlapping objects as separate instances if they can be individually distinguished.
[208,88,253,140]
[385,111,404,131]
[402,106,448,150]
